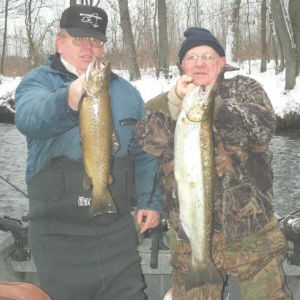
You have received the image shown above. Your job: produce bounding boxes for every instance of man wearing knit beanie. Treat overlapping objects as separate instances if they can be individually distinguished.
[178,27,225,64]
[171,27,226,119]
[135,27,291,299]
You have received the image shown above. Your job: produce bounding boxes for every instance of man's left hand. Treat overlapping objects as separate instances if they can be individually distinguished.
[136,210,160,234]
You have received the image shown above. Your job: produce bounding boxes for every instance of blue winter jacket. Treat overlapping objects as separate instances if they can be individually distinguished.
[15,54,162,213]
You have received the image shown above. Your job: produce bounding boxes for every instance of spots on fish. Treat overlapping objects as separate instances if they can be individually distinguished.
[79,59,118,216]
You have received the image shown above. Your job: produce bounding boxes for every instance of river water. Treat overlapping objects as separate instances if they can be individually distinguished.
[0,124,300,244]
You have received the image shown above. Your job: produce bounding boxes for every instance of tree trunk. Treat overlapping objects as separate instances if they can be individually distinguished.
[118,0,140,81]
[153,0,159,77]
[260,0,267,72]
[25,0,43,68]
[271,0,296,90]
[269,9,284,74]
[1,0,9,75]
[246,0,251,74]
[219,1,228,56]
[277,29,285,73]
[289,0,300,75]
[157,0,169,79]
[230,0,242,62]
[82,0,100,5]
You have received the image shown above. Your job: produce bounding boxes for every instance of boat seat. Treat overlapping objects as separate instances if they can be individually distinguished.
[0,282,51,300]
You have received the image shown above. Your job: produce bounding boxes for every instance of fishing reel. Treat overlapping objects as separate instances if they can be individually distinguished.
[280,215,300,266]
[145,218,169,269]
[0,215,31,261]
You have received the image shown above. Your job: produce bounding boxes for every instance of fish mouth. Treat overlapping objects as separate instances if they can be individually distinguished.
[85,57,100,81]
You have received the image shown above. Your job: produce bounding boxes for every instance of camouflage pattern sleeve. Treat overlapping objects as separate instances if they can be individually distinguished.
[134,110,175,157]
[214,75,276,151]
[213,75,277,242]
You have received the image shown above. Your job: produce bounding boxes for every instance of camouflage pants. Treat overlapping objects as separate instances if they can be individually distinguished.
[170,219,292,300]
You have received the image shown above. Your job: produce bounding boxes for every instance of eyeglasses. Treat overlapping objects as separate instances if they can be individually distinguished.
[71,37,105,48]
[183,53,217,64]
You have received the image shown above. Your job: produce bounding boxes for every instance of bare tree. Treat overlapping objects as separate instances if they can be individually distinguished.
[271,0,296,90]
[0,0,22,74]
[70,0,101,6]
[0,0,9,74]
[184,0,193,28]
[83,0,101,6]
[3,0,299,77]
[269,8,284,73]
[157,0,169,78]
[25,0,43,68]
[166,1,181,64]
[260,0,267,72]
[24,0,57,68]
[218,1,229,53]
[245,0,252,73]
[118,0,140,81]
[230,0,241,62]
[289,0,300,75]
[151,0,159,71]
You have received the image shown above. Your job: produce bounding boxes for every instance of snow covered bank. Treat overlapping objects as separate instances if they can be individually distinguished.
[0,62,299,129]
[0,77,21,123]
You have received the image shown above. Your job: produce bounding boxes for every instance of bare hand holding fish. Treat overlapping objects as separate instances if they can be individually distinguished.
[175,75,197,100]
[68,74,86,111]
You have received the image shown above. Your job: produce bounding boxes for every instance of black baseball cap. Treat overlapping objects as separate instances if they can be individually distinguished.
[60,5,108,42]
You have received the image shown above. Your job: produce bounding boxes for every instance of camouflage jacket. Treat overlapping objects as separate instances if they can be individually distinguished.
[135,75,276,243]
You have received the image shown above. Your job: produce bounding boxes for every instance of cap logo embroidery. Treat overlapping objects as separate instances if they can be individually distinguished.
[79,13,102,28]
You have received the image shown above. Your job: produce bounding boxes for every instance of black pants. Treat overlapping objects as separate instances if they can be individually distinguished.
[27,156,145,300]
[29,215,146,300]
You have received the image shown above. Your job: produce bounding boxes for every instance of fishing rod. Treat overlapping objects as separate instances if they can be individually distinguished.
[0,175,28,198]
[1,172,300,220]
[278,207,300,222]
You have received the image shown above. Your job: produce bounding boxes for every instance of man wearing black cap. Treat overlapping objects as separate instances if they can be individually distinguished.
[15,4,162,300]
[135,27,291,299]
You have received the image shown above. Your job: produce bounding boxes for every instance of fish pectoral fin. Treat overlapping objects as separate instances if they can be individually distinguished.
[83,173,92,190]
[177,225,189,242]
[108,174,114,185]
[89,188,118,217]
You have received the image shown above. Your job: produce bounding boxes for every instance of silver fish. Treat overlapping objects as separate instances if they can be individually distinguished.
[174,85,223,290]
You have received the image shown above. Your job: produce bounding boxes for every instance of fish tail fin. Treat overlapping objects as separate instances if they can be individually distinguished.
[163,288,173,300]
[184,262,223,290]
[89,188,118,217]
[83,174,92,190]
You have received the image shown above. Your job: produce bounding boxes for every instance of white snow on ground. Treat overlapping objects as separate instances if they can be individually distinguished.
[0,61,299,118]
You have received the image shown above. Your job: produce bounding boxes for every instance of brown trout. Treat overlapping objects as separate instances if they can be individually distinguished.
[174,86,223,290]
[79,58,118,217]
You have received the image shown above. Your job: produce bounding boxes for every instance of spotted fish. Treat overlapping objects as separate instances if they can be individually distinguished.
[79,58,118,217]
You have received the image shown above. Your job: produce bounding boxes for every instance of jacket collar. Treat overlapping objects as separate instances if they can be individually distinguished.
[47,53,118,80]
